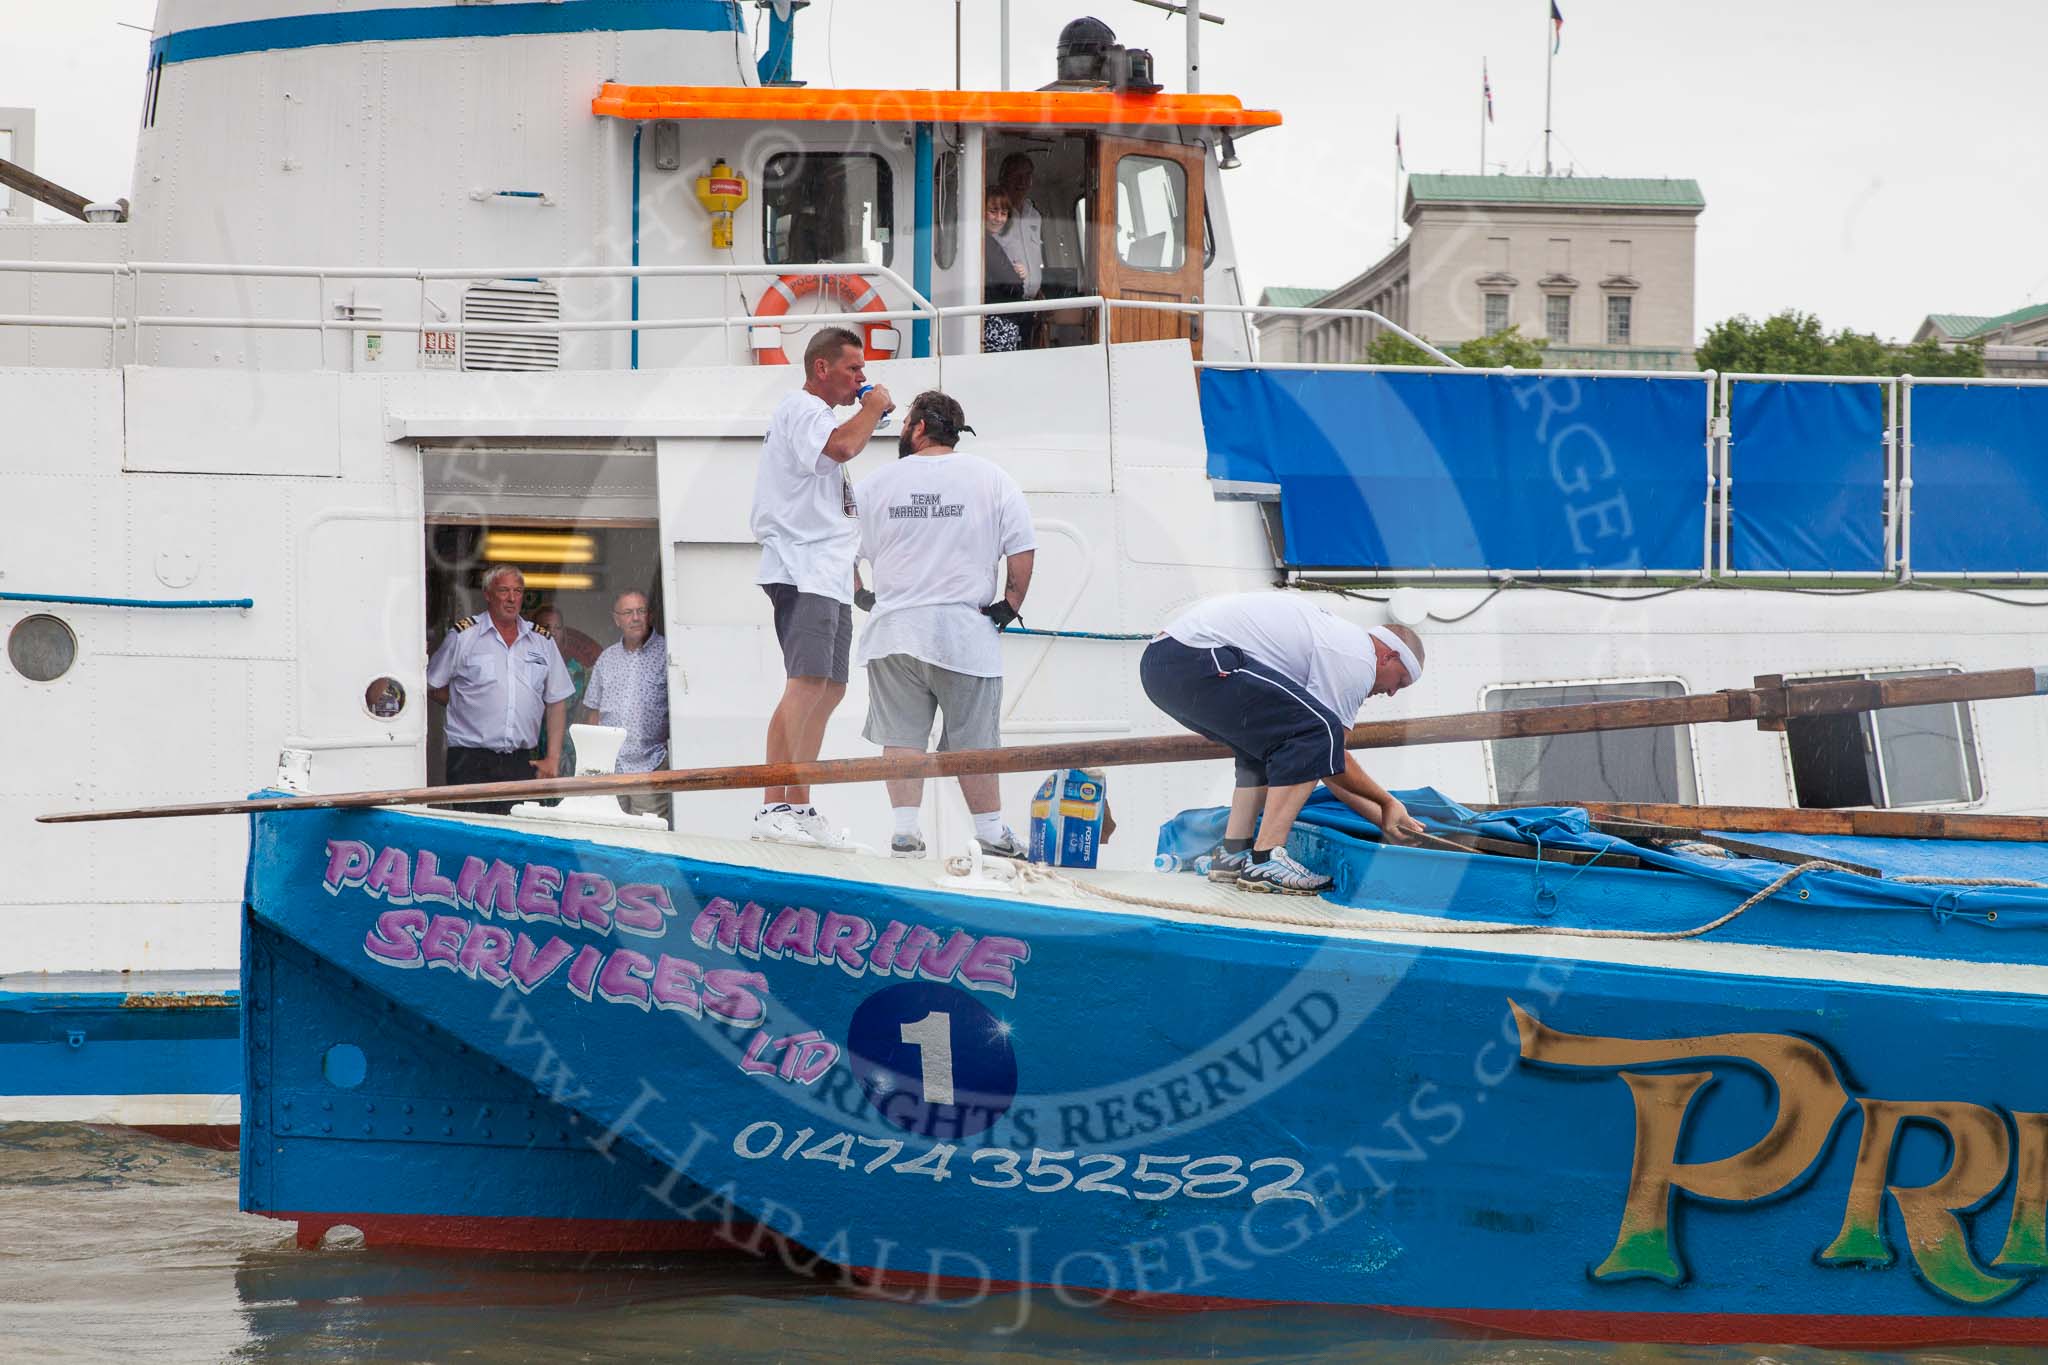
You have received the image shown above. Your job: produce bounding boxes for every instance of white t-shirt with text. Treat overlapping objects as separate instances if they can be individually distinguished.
[1165,593,1382,722]
[855,451,1036,678]
[751,389,859,603]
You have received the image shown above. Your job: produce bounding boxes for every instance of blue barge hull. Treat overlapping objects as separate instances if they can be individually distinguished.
[0,973,239,1143]
[241,798,2048,1344]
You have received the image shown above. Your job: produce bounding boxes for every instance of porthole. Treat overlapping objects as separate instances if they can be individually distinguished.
[323,1043,368,1089]
[364,677,406,719]
[8,614,77,682]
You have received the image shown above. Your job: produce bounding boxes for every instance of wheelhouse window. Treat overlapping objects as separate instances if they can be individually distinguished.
[1545,294,1571,344]
[1483,293,1511,335]
[1605,294,1632,345]
[1112,155,1186,271]
[763,153,895,267]
[1788,668,1983,809]
[933,149,961,270]
[1485,679,1698,805]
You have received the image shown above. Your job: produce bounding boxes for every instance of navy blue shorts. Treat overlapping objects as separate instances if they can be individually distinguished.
[1139,636,1347,788]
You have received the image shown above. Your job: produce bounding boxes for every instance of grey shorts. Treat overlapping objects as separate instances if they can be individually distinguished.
[763,582,851,685]
[863,654,1003,752]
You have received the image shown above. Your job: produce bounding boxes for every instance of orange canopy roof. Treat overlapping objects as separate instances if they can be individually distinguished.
[591,83,1282,130]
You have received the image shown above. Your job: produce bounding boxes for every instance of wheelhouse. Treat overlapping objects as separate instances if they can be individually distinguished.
[589,84,1280,367]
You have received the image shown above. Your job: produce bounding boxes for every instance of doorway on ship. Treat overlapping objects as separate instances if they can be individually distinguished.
[984,130,1095,350]
[422,521,663,786]
[983,129,1206,356]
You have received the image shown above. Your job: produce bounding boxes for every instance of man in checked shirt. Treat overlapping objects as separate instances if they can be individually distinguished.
[580,589,672,821]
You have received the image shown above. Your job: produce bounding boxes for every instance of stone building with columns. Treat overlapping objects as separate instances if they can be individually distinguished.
[1258,173,1705,370]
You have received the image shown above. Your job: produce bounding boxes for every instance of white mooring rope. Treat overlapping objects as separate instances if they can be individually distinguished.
[951,857,1886,943]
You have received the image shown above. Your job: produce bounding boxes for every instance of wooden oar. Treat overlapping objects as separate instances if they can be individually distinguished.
[1527,802,2048,846]
[37,666,2048,825]
[1585,820,1884,877]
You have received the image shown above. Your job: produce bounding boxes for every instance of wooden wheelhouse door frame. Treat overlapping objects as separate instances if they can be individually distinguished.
[1092,135,1207,358]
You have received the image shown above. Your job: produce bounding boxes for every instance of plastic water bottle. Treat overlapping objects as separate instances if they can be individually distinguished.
[1153,853,1183,873]
[857,383,894,430]
[1192,855,1215,877]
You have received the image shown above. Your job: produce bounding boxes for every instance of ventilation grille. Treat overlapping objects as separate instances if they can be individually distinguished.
[461,282,561,371]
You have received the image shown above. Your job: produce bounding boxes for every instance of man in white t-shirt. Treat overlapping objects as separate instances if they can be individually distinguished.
[854,390,1036,859]
[1140,593,1428,895]
[749,325,893,847]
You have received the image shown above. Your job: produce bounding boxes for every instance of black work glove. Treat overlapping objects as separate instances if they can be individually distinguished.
[981,598,1020,630]
[854,587,876,613]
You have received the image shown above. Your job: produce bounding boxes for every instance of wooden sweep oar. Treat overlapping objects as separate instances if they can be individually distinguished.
[1529,803,2048,846]
[37,665,2048,825]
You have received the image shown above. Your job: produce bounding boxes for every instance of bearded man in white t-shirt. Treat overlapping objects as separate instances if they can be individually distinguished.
[853,391,1036,859]
[749,326,893,848]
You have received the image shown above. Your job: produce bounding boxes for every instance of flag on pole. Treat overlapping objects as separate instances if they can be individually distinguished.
[1550,1,1564,53]
[1484,61,1495,122]
[1394,117,1405,171]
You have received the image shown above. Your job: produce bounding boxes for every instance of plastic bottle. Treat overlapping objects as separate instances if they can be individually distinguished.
[1191,855,1214,876]
[1153,853,1183,873]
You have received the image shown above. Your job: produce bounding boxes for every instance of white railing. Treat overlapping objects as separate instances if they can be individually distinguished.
[0,257,1455,371]
[0,259,948,367]
[15,257,2044,585]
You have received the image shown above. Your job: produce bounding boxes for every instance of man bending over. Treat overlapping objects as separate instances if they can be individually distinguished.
[1140,592,1425,895]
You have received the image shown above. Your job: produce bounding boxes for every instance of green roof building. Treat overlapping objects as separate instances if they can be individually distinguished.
[1913,303,2048,378]
[1258,173,1706,370]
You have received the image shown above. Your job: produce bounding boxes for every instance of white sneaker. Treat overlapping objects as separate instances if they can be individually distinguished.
[1235,847,1333,896]
[751,805,808,843]
[976,826,1030,860]
[790,807,854,851]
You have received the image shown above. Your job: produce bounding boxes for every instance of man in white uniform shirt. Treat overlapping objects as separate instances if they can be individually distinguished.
[991,153,1044,348]
[426,564,575,814]
[750,326,893,847]
[855,391,1036,859]
[581,589,670,821]
[992,154,1044,298]
[1140,593,1427,895]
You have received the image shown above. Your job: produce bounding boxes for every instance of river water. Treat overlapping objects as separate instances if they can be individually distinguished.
[1,1122,2036,1364]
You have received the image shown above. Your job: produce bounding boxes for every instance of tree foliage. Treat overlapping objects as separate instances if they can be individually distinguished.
[1696,309,1983,378]
[1364,331,1437,366]
[1363,324,1548,369]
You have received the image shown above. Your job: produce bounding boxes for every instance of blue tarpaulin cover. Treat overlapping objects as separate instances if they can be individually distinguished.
[1156,787,2048,952]
[1199,368,1709,571]
[1909,384,2048,574]
[1727,380,1886,573]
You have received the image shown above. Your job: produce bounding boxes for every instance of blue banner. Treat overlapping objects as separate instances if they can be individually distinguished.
[1201,369,1709,572]
[1910,384,2048,574]
[1726,381,1887,573]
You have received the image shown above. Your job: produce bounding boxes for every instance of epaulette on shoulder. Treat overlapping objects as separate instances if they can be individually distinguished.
[451,616,475,633]
[532,622,554,638]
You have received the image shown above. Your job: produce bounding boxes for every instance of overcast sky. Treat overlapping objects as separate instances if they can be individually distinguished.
[5,0,2042,339]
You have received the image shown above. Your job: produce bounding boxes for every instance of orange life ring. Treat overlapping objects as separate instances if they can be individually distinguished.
[751,273,893,365]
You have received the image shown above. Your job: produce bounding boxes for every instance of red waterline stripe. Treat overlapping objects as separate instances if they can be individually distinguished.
[271,1211,760,1254]
[244,1226,2048,1347]
[131,1123,238,1151]
[857,1267,2048,1347]
[1384,1304,2048,1349]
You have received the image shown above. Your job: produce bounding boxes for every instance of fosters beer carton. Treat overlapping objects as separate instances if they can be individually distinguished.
[1029,768,1109,869]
